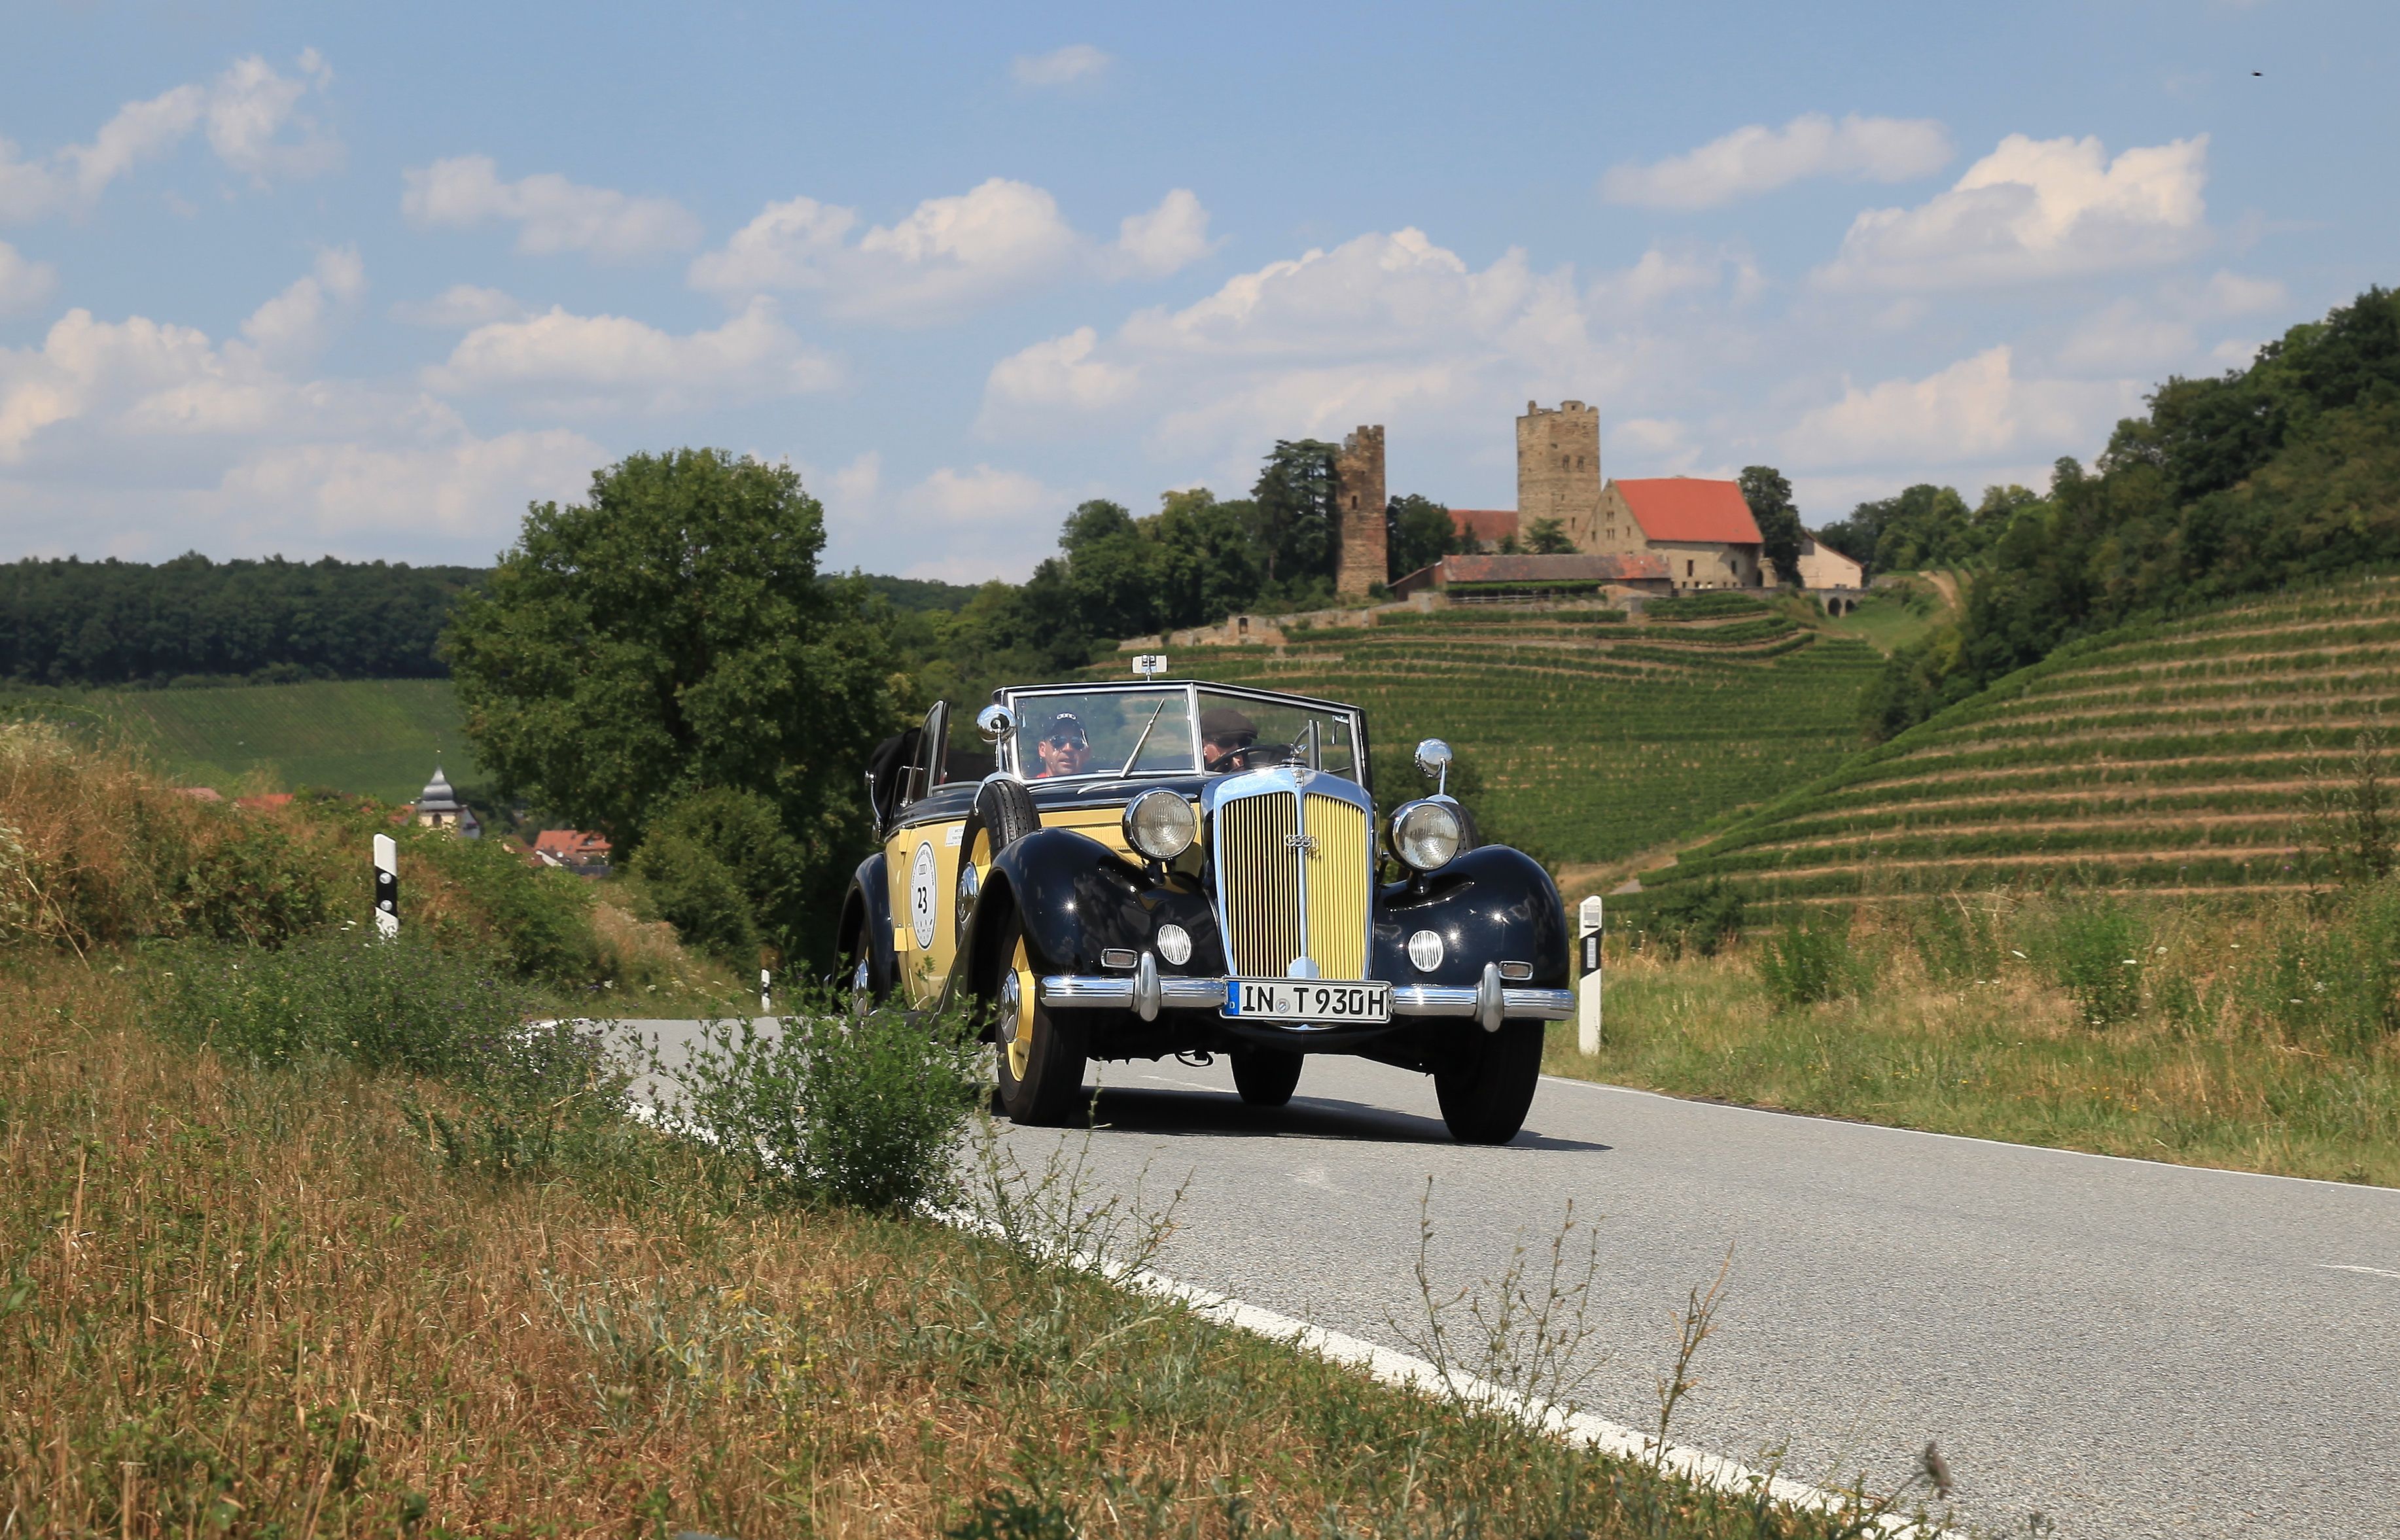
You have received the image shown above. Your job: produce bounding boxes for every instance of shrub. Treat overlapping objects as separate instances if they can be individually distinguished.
[627,831,758,962]
[1644,878,1748,958]
[2043,898,2147,1027]
[660,998,983,1212]
[1914,901,2003,983]
[404,823,598,984]
[639,786,811,959]
[147,930,546,1077]
[1755,907,1869,1008]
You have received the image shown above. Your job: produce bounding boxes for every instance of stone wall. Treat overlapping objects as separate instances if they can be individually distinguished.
[1515,400,1603,550]
[1332,424,1388,597]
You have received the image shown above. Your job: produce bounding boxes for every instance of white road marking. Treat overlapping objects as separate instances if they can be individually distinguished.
[2319,1263,2400,1281]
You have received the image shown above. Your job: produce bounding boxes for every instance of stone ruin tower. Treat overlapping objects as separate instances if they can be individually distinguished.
[1332,424,1388,599]
[1517,400,1603,551]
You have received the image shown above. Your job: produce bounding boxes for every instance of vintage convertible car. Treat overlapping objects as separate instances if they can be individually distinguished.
[836,676,1572,1143]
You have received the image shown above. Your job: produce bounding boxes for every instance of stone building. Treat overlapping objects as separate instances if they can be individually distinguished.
[412,762,482,838]
[1589,478,1765,591]
[1772,532,1865,593]
[1332,425,1388,598]
[1447,508,1519,548]
[1516,401,1604,548]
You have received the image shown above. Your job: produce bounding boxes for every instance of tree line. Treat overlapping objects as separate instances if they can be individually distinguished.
[1852,284,2400,738]
[0,553,485,688]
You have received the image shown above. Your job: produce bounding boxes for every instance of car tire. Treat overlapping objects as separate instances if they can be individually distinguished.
[958,778,1041,943]
[838,890,889,1009]
[1230,1047,1303,1106]
[1433,1020,1542,1144]
[990,908,1087,1126]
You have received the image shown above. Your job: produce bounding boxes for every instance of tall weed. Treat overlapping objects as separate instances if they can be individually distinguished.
[658,994,983,1212]
[2042,898,2147,1027]
[1754,907,1871,1009]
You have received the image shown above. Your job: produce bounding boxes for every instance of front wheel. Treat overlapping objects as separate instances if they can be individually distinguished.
[1433,1021,1543,1144]
[1230,1047,1303,1106]
[990,911,1087,1126]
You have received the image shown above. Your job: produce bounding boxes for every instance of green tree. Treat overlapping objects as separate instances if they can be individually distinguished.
[1247,440,1340,588]
[444,449,898,963]
[1523,517,1577,555]
[1385,494,1462,580]
[1738,466,1804,586]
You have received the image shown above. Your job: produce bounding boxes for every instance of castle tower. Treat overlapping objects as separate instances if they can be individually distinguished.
[1516,400,1603,551]
[1332,424,1387,598]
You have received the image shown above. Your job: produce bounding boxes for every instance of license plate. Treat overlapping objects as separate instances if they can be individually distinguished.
[1221,979,1390,1023]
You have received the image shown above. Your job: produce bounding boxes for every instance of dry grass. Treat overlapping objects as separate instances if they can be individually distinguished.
[1550,899,2400,1186]
[0,960,1909,1539]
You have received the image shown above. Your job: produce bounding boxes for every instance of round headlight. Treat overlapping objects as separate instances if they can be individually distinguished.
[1390,799,1463,872]
[1123,788,1197,862]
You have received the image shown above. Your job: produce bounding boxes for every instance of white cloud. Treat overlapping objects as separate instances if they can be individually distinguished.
[1815,133,2210,290]
[238,247,365,365]
[978,228,1754,462]
[1779,346,2140,468]
[213,427,603,548]
[2199,270,2286,315]
[1111,188,1218,277]
[1602,113,1952,209]
[401,154,702,260]
[905,464,1059,524]
[0,241,58,314]
[1012,45,1112,88]
[2053,301,2198,375]
[690,178,1212,322]
[391,284,527,328]
[984,326,1140,413]
[423,297,841,413]
[205,50,342,183]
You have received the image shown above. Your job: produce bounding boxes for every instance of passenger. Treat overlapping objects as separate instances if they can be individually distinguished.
[1200,707,1259,773]
[1031,711,1091,778]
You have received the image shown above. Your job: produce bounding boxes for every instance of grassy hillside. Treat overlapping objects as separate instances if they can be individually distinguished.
[1106,597,1885,866]
[4,678,476,802]
[1646,574,2400,906]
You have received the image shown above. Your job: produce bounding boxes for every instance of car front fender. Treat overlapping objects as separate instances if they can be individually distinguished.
[956,826,1223,990]
[842,851,897,990]
[1371,845,1569,990]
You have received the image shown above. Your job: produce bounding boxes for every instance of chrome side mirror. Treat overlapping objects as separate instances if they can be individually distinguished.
[1414,738,1453,797]
[976,704,1015,744]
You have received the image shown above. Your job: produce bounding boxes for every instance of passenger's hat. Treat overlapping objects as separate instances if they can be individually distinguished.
[1199,707,1257,743]
[1042,710,1087,740]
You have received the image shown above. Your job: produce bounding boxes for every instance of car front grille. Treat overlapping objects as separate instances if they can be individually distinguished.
[1212,788,1371,981]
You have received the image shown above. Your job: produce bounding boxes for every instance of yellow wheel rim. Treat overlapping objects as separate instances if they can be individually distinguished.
[1004,936,1036,1082]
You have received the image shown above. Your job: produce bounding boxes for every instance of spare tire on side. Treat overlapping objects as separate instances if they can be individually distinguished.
[955,777,1040,943]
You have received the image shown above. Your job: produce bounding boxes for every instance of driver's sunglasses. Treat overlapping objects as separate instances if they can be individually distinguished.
[1045,733,1088,749]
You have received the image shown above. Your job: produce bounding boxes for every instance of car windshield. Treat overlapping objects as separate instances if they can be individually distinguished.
[1011,688,1196,780]
[1195,690,1362,780]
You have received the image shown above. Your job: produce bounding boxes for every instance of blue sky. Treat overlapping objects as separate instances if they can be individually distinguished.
[1,1,2391,578]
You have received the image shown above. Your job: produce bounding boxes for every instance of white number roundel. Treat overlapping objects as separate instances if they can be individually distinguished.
[909,841,939,950]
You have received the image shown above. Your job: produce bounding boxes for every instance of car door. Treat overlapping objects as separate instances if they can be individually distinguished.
[882,702,967,1006]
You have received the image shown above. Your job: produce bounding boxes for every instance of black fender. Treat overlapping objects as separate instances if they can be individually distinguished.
[952,826,1226,998]
[838,851,897,993]
[1370,845,1569,990]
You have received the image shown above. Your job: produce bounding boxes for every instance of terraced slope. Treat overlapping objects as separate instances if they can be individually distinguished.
[1648,576,2400,903]
[1106,599,1884,864]
[5,678,477,802]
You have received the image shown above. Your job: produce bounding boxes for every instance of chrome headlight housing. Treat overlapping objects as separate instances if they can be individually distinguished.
[1389,799,1463,873]
[1123,788,1197,862]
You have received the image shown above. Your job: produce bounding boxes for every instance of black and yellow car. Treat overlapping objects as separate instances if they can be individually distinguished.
[837,676,1572,1144]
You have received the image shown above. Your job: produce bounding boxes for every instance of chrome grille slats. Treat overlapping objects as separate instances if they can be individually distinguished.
[1210,782,1372,982]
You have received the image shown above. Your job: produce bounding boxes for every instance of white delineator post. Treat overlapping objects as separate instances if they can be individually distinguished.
[760,968,771,1017]
[372,833,399,939]
[1576,895,1604,1055]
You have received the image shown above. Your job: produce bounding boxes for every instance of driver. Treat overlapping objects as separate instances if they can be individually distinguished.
[1200,707,1258,773]
[1031,710,1090,778]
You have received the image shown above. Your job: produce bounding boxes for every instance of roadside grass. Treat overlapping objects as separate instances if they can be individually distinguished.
[2,961,1922,1538]
[1546,898,2400,1187]
[1825,590,1941,656]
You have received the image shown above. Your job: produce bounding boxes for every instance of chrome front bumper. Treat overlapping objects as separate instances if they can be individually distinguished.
[1038,957,1573,1032]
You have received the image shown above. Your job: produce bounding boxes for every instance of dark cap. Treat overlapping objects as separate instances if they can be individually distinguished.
[1199,707,1256,743]
[1044,710,1085,734]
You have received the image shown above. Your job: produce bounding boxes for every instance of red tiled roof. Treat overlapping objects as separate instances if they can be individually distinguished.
[1449,508,1519,544]
[235,792,293,811]
[1615,478,1763,544]
[1439,553,1670,584]
[535,829,611,860]
[176,786,223,802]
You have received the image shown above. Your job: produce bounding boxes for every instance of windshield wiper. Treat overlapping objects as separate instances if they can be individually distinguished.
[1118,699,1169,779]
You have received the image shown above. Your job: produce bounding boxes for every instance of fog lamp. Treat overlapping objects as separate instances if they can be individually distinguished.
[1407,929,1445,971]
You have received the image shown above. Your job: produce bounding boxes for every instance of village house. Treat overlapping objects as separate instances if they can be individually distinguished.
[1589,477,1765,591]
[1388,552,1672,601]
[533,828,612,872]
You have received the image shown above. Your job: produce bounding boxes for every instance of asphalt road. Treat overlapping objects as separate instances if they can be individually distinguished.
[621,1022,2400,1539]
